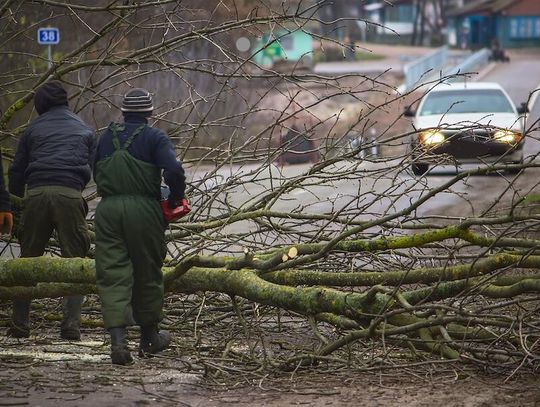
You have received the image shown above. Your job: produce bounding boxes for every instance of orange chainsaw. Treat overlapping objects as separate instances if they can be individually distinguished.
[160,185,190,222]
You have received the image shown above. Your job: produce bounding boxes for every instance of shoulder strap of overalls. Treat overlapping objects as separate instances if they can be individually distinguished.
[109,122,146,151]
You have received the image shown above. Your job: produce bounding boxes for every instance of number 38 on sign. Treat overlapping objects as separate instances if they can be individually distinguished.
[37,28,60,45]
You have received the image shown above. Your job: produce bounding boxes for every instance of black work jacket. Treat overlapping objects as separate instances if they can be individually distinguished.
[9,106,95,197]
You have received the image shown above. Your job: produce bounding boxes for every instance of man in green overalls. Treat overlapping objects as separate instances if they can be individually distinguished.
[94,88,186,365]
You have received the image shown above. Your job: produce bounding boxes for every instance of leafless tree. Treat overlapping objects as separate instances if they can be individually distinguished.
[1,0,540,380]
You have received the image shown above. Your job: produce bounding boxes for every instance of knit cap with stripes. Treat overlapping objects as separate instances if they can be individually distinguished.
[121,88,153,112]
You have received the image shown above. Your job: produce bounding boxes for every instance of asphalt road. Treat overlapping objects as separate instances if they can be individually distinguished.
[189,54,540,233]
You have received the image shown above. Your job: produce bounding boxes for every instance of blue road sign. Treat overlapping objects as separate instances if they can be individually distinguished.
[37,28,60,45]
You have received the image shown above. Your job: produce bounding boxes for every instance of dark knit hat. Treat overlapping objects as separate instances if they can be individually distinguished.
[34,80,68,115]
[121,88,153,113]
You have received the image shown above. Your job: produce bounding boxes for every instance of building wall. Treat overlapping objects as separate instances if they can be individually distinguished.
[287,31,313,62]
[498,15,540,48]
[498,0,540,48]
[448,0,540,48]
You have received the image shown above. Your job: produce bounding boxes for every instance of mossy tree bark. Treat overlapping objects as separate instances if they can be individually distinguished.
[2,225,540,364]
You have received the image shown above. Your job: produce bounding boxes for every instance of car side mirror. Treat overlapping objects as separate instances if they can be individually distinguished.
[517,102,529,114]
[404,106,416,117]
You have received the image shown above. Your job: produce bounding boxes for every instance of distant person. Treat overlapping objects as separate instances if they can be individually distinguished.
[490,38,509,62]
[94,88,186,365]
[0,151,13,236]
[8,80,95,340]
[491,38,501,59]
[459,27,468,50]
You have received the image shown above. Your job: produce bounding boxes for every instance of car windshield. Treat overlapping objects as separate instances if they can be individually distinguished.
[418,89,515,116]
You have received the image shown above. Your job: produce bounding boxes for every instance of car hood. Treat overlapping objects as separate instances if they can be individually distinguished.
[415,113,523,131]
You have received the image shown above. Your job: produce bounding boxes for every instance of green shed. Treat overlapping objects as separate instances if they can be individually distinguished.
[252,30,313,68]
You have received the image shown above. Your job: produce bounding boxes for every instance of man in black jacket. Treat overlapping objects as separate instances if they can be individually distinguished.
[0,151,12,235]
[8,80,95,340]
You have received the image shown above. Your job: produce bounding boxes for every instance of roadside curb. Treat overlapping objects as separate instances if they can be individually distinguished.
[474,62,497,81]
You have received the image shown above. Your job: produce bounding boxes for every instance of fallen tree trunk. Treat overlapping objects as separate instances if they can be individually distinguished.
[1,243,540,365]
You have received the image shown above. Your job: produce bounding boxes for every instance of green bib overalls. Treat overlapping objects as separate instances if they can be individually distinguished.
[95,123,166,329]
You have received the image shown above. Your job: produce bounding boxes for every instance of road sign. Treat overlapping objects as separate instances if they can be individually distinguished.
[37,28,59,45]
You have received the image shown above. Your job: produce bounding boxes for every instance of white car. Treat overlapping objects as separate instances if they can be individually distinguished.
[405,82,527,175]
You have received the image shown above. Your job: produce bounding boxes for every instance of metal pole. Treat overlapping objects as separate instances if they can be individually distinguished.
[369,128,377,157]
[48,44,52,69]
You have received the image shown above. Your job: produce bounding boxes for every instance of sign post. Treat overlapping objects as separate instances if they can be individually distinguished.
[37,27,60,69]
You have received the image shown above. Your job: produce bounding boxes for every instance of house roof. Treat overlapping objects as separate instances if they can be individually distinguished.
[447,0,519,17]
[492,0,520,12]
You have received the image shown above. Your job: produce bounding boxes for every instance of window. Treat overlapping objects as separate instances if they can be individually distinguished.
[419,89,514,116]
[509,16,540,39]
[386,5,414,23]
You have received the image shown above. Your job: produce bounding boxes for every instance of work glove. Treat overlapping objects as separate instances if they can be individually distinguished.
[0,212,13,235]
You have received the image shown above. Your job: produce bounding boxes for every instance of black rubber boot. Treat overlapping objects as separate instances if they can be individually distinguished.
[6,299,31,338]
[109,327,133,366]
[138,324,171,358]
[60,295,83,341]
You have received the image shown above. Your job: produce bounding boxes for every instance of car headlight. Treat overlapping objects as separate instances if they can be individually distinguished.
[493,130,521,144]
[419,130,445,145]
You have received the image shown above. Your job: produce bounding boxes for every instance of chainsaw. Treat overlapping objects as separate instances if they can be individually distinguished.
[160,185,190,222]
